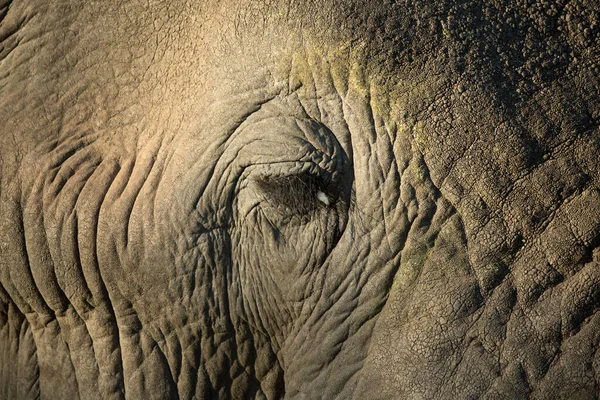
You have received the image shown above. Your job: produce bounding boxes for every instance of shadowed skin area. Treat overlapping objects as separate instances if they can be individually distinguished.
[1,0,600,398]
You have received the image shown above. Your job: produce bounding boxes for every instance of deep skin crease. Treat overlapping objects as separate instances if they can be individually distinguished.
[2,0,600,399]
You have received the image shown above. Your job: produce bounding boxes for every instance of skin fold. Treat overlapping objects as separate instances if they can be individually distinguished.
[1,0,600,398]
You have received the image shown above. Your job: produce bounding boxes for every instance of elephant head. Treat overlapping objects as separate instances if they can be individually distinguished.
[1,0,600,398]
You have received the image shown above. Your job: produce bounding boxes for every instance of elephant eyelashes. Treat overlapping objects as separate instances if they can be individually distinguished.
[255,173,336,218]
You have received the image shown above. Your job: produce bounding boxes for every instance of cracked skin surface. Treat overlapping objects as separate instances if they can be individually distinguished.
[1,0,600,398]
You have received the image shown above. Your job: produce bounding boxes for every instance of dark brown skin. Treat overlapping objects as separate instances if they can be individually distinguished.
[1,0,600,398]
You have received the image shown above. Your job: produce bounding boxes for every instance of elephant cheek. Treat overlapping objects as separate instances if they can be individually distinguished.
[354,214,486,399]
[228,209,341,339]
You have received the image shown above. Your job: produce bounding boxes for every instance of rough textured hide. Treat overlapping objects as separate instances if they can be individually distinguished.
[1,0,600,399]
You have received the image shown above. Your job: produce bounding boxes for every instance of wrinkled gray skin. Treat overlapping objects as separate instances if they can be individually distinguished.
[1,0,600,398]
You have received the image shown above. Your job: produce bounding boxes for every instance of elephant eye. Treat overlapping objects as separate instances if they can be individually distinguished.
[316,190,331,205]
[255,173,336,217]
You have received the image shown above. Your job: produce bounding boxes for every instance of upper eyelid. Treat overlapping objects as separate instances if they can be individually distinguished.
[245,160,338,186]
[255,171,338,197]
